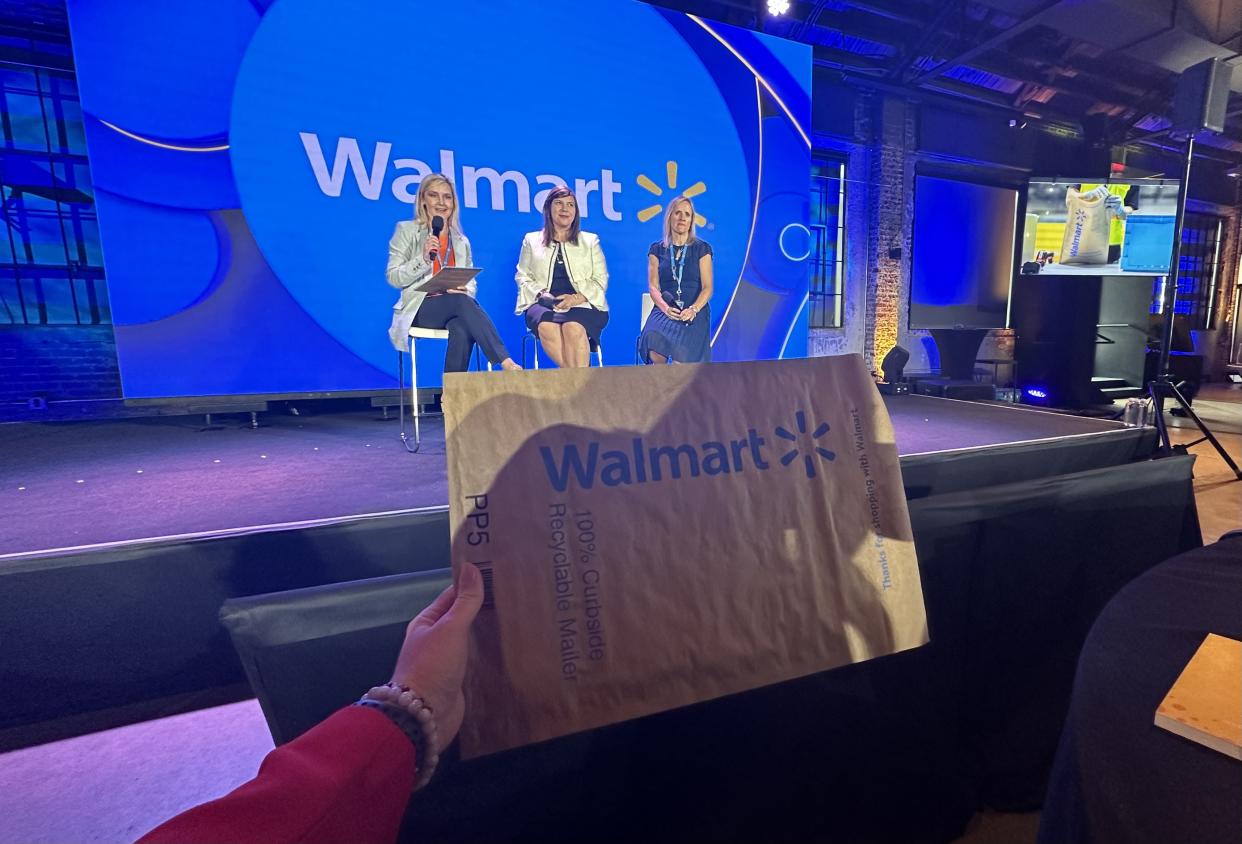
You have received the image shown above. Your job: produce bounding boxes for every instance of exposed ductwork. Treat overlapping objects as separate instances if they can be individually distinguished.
[653,0,1242,159]
[970,0,1242,90]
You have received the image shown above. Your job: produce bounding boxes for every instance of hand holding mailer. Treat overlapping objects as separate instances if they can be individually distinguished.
[444,356,928,759]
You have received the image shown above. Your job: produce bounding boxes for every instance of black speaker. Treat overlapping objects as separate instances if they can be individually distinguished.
[880,345,910,383]
[1081,113,1113,177]
[1173,57,1233,134]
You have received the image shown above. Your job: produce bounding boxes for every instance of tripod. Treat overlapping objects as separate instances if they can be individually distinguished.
[1148,134,1242,479]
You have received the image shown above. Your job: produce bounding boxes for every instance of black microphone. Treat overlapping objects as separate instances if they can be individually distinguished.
[662,289,693,322]
[429,215,444,263]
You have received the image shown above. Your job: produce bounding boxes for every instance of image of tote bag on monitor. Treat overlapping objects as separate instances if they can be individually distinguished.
[1060,186,1113,265]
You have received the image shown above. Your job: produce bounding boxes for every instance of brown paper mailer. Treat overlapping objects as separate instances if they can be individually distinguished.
[445,355,928,760]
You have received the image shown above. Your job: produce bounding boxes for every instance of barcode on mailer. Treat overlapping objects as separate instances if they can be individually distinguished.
[478,564,495,609]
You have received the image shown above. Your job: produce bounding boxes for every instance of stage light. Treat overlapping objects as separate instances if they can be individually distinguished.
[1025,387,1048,399]
[767,0,791,15]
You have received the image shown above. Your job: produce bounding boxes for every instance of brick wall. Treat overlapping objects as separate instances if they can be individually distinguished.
[810,91,921,373]
[865,94,915,371]
[0,326,122,403]
[809,94,875,361]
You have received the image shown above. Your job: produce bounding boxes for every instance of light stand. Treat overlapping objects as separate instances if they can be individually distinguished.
[1148,133,1242,478]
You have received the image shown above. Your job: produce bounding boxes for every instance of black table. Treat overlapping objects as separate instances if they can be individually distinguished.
[1039,535,1242,844]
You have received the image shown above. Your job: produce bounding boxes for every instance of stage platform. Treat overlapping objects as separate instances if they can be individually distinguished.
[0,394,1147,558]
[0,392,1173,752]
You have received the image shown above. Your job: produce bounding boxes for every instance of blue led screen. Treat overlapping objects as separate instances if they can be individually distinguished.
[909,176,1018,330]
[66,0,811,397]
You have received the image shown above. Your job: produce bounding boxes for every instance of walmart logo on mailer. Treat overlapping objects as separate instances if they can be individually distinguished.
[540,410,836,492]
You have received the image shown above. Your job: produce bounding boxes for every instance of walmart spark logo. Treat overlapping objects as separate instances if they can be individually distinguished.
[538,409,838,491]
[776,411,835,479]
[636,160,708,225]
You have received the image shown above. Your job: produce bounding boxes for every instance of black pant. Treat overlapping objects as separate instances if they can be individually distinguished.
[412,294,511,373]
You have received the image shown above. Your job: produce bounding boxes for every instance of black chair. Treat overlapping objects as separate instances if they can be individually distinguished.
[219,564,973,844]
[221,569,452,745]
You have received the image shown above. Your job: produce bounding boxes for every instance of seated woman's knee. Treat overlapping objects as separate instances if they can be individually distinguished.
[562,321,588,341]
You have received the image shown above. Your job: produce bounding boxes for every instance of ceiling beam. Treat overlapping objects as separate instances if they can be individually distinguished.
[888,0,962,81]
[813,48,889,74]
[912,0,1067,87]
[835,0,926,27]
[800,5,924,49]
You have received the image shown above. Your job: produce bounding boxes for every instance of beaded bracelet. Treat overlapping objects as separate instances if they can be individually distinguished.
[356,682,440,789]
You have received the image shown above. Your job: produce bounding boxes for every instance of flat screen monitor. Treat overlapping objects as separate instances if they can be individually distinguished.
[1021,177,1181,276]
[909,175,1018,330]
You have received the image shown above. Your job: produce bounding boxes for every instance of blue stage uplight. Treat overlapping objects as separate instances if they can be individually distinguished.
[1025,387,1048,400]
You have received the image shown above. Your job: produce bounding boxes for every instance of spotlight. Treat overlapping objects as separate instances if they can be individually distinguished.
[1226,166,1241,178]
[767,0,791,14]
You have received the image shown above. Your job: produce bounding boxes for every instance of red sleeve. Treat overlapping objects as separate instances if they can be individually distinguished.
[138,706,416,844]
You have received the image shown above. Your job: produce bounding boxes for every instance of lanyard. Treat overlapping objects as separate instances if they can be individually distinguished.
[670,242,688,307]
[433,232,455,274]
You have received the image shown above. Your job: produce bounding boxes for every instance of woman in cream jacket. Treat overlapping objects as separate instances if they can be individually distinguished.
[514,186,609,368]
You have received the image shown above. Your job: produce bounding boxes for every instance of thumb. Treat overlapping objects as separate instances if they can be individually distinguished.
[444,563,485,627]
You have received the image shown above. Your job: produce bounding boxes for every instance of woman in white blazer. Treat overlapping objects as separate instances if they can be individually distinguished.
[386,175,520,372]
[514,186,609,367]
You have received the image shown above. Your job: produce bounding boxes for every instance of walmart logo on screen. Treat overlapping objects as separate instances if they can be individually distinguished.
[300,133,708,222]
[539,411,836,492]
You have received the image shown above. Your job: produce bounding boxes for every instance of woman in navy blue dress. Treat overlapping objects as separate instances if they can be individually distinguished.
[638,195,713,364]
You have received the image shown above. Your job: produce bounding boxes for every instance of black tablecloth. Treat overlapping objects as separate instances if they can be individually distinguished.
[1038,535,1242,844]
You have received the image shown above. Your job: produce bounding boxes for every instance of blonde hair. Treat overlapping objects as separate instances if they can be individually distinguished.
[662,195,698,247]
[414,174,463,235]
